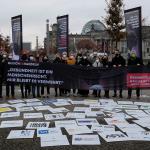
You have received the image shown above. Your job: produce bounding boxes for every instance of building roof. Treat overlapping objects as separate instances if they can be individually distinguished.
[82,20,106,35]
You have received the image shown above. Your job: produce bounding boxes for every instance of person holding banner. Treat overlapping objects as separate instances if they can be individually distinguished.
[112,50,126,98]
[127,51,143,99]
[6,54,15,99]
[0,54,3,98]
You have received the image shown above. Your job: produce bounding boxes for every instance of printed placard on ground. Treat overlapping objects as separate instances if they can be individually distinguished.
[0,112,20,118]
[55,120,77,128]
[65,126,92,135]
[0,120,23,128]
[37,127,62,137]
[26,122,50,129]
[24,98,41,103]
[98,131,129,142]
[40,135,69,147]
[52,101,71,107]
[49,107,69,113]
[34,105,51,111]
[26,102,43,107]
[91,125,115,133]
[8,99,25,104]
[7,130,35,139]
[0,107,12,113]
[72,134,100,145]
[44,113,65,120]
[23,113,43,119]
[76,118,99,126]
[66,112,85,119]
[16,106,34,112]
[74,107,91,112]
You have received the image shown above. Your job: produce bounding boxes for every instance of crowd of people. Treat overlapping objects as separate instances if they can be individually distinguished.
[0,49,145,100]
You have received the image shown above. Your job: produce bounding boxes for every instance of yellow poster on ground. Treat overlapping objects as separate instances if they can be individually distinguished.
[0,107,12,113]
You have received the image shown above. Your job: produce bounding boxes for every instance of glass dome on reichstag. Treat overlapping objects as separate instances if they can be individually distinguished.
[82,20,106,35]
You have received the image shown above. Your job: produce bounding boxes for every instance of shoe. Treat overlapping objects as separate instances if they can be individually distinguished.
[67,93,70,97]
[112,95,117,98]
[119,95,123,98]
[55,94,58,97]
[73,93,77,97]
[127,96,131,99]
[137,97,140,100]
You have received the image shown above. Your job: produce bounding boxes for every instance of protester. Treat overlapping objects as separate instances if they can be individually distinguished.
[92,56,102,97]
[101,55,110,98]
[60,52,68,95]
[6,54,15,99]
[41,56,50,98]
[20,53,29,98]
[76,50,83,64]
[0,53,3,99]
[112,50,126,98]
[127,51,143,99]
[77,55,92,96]
[53,53,62,97]
[67,53,77,96]
[35,54,41,98]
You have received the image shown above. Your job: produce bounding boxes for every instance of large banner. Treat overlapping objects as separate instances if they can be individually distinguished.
[11,15,23,60]
[6,61,150,89]
[124,7,142,59]
[57,15,69,54]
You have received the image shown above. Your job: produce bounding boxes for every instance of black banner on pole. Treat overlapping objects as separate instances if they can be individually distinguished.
[57,15,69,55]
[124,7,142,59]
[11,15,23,60]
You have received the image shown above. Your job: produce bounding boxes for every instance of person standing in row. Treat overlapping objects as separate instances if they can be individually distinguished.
[127,51,143,99]
[112,50,126,98]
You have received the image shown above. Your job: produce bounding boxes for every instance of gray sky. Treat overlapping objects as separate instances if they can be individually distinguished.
[0,0,149,49]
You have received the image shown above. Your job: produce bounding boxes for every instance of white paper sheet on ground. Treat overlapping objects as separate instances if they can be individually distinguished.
[74,107,91,112]
[66,112,85,119]
[52,101,71,107]
[49,107,69,113]
[89,104,101,109]
[134,102,150,106]
[85,111,100,117]
[0,103,10,108]
[99,105,118,111]
[119,105,139,110]
[8,99,25,104]
[44,113,65,120]
[125,110,148,118]
[0,120,23,128]
[104,118,129,125]
[117,101,133,105]
[84,99,99,105]
[16,106,34,112]
[11,103,27,108]
[99,99,116,105]
[70,101,85,105]
[26,122,50,129]
[141,105,150,110]
[98,131,129,142]
[56,98,70,102]
[65,126,92,135]
[26,102,43,107]
[24,98,41,103]
[34,105,51,111]
[127,131,150,141]
[0,112,20,118]
[7,130,35,139]
[107,112,133,119]
[40,135,69,147]
[24,113,43,119]
[116,123,145,133]
[72,134,100,145]
[133,119,150,128]
[0,107,12,113]
[37,127,62,137]
[91,125,115,133]
[55,120,77,128]
[76,118,99,126]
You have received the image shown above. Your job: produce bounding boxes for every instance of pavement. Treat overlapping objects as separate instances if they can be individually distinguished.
[0,86,150,150]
